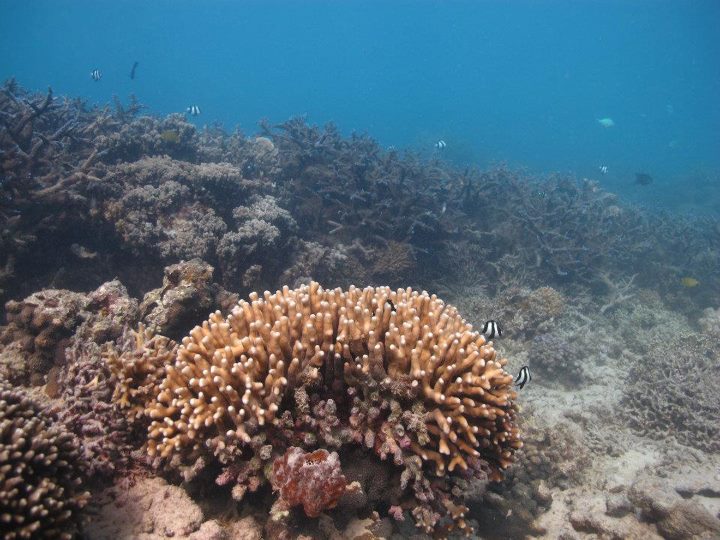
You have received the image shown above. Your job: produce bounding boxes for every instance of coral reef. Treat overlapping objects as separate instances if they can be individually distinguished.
[139,259,237,340]
[698,306,720,337]
[475,420,589,538]
[85,476,205,540]
[217,195,298,290]
[3,80,720,540]
[110,281,522,534]
[0,381,89,539]
[54,341,131,479]
[528,333,584,387]
[0,281,138,385]
[621,333,719,452]
[279,241,357,290]
[106,326,177,426]
[0,289,87,384]
[4,81,720,315]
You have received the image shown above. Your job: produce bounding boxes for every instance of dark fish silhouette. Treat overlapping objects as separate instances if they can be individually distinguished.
[635,173,653,186]
[386,299,396,312]
[130,61,139,80]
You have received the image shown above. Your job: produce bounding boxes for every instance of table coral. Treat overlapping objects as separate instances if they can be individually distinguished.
[110,281,522,535]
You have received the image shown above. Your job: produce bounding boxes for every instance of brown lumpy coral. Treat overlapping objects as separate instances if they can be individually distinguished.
[271,447,348,517]
[0,381,89,539]
[0,289,87,384]
[144,281,520,477]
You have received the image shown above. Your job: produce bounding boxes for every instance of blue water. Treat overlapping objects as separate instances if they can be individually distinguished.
[2,0,719,208]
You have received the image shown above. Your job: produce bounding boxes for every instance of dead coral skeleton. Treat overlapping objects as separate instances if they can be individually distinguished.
[598,272,637,314]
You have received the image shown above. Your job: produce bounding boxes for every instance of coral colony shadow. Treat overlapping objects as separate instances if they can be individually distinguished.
[1,81,719,539]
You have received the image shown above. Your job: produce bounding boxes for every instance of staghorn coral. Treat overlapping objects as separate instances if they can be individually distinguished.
[0,381,89,539]
[271,447,349,517]
[110,281,522,535]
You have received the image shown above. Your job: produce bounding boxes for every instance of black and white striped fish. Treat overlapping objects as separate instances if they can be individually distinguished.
[186,105,201,116]
[481,320,502,340]
[90,69,102,81]
[435,139,447,149]
[514,366,531,390]
[599,165,608,174]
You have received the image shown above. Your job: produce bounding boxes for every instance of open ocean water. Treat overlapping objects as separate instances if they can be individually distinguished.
[1,2,720,539]
[2,0,719,212]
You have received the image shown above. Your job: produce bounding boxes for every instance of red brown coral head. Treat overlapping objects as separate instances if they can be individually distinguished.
[271,447,347,517]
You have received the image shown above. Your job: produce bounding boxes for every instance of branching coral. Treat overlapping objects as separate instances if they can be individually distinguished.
[106,325,177,425]
[0,381,89,539]
[110,281,522,534]
[217,195,298,288]
[57,341,131,479]
[620,333,720,453]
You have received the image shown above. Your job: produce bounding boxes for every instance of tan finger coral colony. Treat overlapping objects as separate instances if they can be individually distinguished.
[110,281,522,533]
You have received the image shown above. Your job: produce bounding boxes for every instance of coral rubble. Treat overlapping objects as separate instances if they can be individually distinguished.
[110,281,522,534]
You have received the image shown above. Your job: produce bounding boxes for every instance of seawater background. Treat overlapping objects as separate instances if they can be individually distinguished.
[2,0,718,212]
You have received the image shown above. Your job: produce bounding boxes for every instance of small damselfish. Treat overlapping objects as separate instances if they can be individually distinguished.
[514,366,531,390]
[386,299,396,312]
[435,139,447,149]
[187,105,201,116]
[90,69,102,81]
[481,320,502,340]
